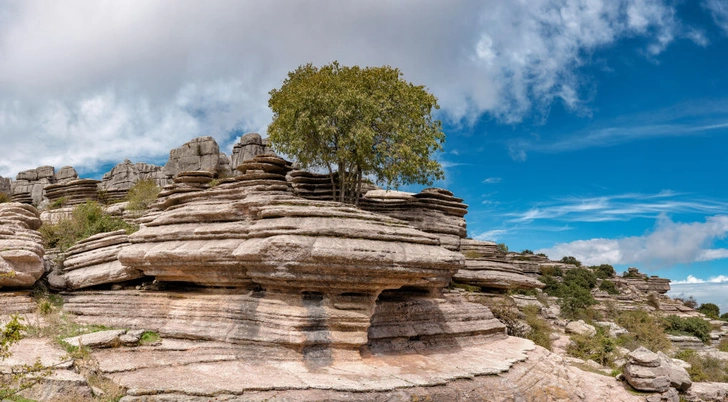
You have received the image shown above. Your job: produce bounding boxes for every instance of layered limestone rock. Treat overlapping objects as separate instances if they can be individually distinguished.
[454,239,544,291]
[54,166,78,182]
[99,160,170,203]
[43,178,100,206]
[11,165,56,205]
[0,175,11,196]
[615,268,671,294]
[359,188,467,250]
[230,132,275,168]
[60,154,508,361]
[62,230,144,290]
[0,203,44,288]
[623,347,691,393]
[162,136,231,179]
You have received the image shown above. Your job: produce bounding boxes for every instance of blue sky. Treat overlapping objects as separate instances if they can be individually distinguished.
[0,1,727,309]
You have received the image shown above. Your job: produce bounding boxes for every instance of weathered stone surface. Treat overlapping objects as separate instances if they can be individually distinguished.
[0,202,44,288]
[566,320,597,337]
[62,230,143,290]
[54,166,78,182]
[99,159,169,203]
[62,329,127,348]
[230,132,275,169]
[615,268,671,294]
[0,175,11,196]
[12,166,57,205]
[624,347,691,393]
[44,178,100,206]
[667,334,706,351]
[454,239,544,291]
[163,136,225,178]
[684,382,728,402]
[595,321,628,337]
[0,291,35,313]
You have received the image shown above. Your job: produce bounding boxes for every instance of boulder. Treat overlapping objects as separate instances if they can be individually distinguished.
[62,329,126,348]
[566,320,597,337]
[230,132,275,168]
[99,160,169,203]
[163,136,225,178]
[623,347,691,393]
[0,202,44,288]
[54,166,78,182]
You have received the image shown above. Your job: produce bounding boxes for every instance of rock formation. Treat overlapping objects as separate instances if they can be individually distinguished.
[59,154,508,364]
[61,230,143,290]
[615,267,671,294]
[0,202,44,288]
[99,160,169,203]
[162,136,232,179]
[0,175,11,196]
[454,239,544,291]
[623,346,692,393]
[11,165,56,205]
[43,178,100,206]
[230,132,275,168]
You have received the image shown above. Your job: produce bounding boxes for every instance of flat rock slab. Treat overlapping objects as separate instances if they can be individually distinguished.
[62,329,126,348]
[100,337,533,397]
[1,338,71,369]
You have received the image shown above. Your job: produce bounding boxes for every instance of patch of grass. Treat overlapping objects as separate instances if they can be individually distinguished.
[87,373,126,402]
[49,197,68,209]
[462,250,482,259]
[674,349,728,382]
[139,331,160,345]
[615,310,671,353]
[567,325,615,367]
[125,179,160,212]
[0,193,10,203]
[39,201,137,251]
[718,337,728,352]
[523,304,552,350]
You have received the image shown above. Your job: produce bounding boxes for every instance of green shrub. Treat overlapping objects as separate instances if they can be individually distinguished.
[540,266,563,277]
[49,197,67,210]
[39,201,136,250]
[563,268,597,290]
[126,179,161,211]
[560,256,582,267]
[567,326,615,367]
[662,315,711,343]
[598,280,620,295]
[140,331,161,345]
[522,304,552,350]
[496,243,509,254]
[591,264,615,279]
[616,310,671,352]
[0,193,10,203]
[674,349,728,382]
[539,274,561,296]
[559,285,598,320]
[697,303,720,319]
[520,249,533,255]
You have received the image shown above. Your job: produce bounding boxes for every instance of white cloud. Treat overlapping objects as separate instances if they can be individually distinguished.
[474,229,510,242]
[483,177,502,184]
[668,282,728,314]
[537,214,728,266]
[704,0,728,35]
[672,275,728,284]
[0,0,685,177]
[507,191,728,223]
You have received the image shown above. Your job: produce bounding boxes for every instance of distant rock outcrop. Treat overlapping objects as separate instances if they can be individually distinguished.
[0,203,44,288]
[0,175,12,196]
[12,165,56,205]
[454,239,544,291]
[230,132,275,168]
[615,267,671,294]
[162,136,232,179]
[99,160,170,203]
[44,178,100,206]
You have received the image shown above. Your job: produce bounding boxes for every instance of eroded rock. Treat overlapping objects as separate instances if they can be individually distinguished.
[0,203,44,288]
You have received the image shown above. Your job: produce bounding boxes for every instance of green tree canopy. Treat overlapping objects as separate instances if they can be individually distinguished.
[697,303,720,319]
[267,61,445,204]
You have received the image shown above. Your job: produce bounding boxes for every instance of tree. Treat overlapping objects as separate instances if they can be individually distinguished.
[268,61,445,204]
[697,303,720,319]
[560,256,582,267]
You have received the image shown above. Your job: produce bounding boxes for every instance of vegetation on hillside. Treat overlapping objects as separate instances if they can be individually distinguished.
[39,201,136,251]
[125,179,161,212]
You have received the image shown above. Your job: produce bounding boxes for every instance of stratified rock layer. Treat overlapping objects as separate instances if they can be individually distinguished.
[454,239,544,291]
[58,155,507,362]
[99,160,170,203]
[44,179,100,206]
[0,203,44,288]
[162,136,230,179]
[230,132,275,169]
[62,230,143,290]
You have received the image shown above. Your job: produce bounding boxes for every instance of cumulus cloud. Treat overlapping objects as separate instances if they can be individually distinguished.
[668,281,728,313]
[672,275,728,284]
[0,0,689,177]
[536,214,728,266]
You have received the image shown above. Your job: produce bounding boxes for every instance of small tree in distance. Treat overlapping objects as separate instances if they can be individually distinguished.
[267,61,445,204]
